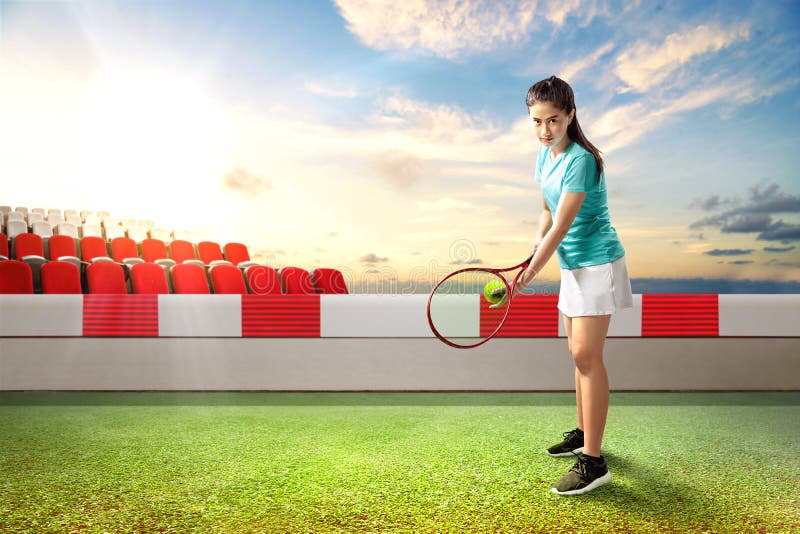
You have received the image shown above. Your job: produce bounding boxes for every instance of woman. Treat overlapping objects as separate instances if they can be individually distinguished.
[510,76,633,495]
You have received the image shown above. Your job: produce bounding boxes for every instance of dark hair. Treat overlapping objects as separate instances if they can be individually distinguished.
[525,76,603,177]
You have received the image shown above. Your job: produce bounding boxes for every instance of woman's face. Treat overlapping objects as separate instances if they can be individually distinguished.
[528,101,574,153]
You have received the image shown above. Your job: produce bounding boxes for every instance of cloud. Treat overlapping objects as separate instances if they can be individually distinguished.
[757,221,800,243]
[359,252,388,263]
[689,183,800,243]
[764,245,796,253]
[334,0,538,60]
[559,41,615,81]
[222,168,272,195]
[613,23,750,93]
[372,151,424,190]
[704,248,755,256]
[720,214,772,233]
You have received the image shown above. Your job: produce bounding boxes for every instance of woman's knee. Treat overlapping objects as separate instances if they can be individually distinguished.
[571,344,602,374]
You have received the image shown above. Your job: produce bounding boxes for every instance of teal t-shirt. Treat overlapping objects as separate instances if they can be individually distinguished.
[535,142,625,269]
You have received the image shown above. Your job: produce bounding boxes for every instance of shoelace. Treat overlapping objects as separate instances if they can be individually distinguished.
[569,457,591,483]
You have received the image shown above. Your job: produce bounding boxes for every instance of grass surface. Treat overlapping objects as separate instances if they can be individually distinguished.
[1,392,798,533]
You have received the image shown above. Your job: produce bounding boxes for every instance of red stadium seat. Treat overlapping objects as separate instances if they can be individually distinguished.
[41,261,82,294]
[244,265,282,295]
[80,236,113,263]
[130,262,170,294]
[223,242,257,268]
[86,262,127,294]
[13,232,45,262]
[197,241,231,266]
[311,268,349,294]
[171,263,210,294]
[111,237,144,266]
[48,235,81,267]
[0,232,8,260]
[209,264,247,294]
[169,240,203,265]
[0,260,33,294]
[279,266,315,294]
[141,238,176,267]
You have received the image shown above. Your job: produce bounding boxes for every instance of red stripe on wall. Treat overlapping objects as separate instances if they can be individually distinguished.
[242,295,320,337]
[642,294,718,337]
[83,295,159,337]
[480,294,559,337]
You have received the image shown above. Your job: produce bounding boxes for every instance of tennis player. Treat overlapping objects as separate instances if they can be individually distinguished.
[511,76,633,495]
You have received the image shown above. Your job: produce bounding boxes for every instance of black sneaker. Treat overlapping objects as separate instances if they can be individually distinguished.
[551,454,611,496]
[546,428,584,457]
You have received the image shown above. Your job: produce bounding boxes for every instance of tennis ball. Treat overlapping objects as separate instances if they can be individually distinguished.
[483,280,506,304]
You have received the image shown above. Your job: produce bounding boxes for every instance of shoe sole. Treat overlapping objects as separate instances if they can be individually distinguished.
[547,446,583,457]
[551,471,611,496]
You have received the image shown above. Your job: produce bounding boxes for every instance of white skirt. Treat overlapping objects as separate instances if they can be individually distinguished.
[558,256,633,317]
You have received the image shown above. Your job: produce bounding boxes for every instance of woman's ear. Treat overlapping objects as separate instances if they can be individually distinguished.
[568,108,576,125]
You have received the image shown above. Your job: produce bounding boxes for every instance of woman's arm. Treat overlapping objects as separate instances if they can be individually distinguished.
[514,191,586,294]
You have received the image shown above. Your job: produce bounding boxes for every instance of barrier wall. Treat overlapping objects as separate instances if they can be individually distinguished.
[1,294,798,391]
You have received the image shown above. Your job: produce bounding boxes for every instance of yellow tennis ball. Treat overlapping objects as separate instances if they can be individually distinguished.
[483,280,506,304]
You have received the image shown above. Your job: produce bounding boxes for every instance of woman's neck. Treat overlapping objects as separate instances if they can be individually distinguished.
[550,137,571,158]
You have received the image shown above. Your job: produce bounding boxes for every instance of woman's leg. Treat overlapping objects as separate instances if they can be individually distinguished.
[569,315,611,457]
[562,315,584,432]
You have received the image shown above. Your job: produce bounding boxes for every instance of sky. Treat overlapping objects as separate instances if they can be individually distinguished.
[1,0,799,292]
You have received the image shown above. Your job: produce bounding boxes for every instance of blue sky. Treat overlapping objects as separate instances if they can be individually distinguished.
[1,0,799,291]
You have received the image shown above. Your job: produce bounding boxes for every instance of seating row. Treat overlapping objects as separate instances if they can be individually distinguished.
[0,260,349,295]
[1,233,253,267]
[1,206,190,243]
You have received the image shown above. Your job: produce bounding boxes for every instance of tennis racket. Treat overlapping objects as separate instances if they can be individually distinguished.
[427,254,533,349]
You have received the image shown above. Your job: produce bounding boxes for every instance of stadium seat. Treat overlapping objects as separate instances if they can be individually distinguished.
[13,233,45,263]
[64,209,78,219]
[79,210,93,220]
[223,242,258,268]
[127,226,149,242]
[312,268,349,294]
[197,241,232,267]
[65,214,83,227]
[0,232,8,260]
[27,212,44,225]
[80,236,113,263]
[171,263,210,294]
[80,224,102,238]
[6,220,26,239]
[41,261,82,294]
[83,214,101,226]
[47,208,62,218]
[6,211,24,223]
[86,262,127,294]
[48,235,81,267]
[46,213,64,226]
[0,206,12,216]
[111,237,144,266]
[0,260,33,294]
[149,227,171,242]
[279,266,316,294]
[130,262,170,294]
[209,264,247,294]
[169,240,203,265]
[138,218,155,229]
[55,222,79,238]
[141,238,176,267]
[96,210,110,219]
[244,265,282,295]
[104,224,126,241]
[31,221,53,238]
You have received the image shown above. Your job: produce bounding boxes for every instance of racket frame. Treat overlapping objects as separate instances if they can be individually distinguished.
[427,255,532,349]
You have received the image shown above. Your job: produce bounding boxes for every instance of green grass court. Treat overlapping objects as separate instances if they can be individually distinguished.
[1,392,798,533]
